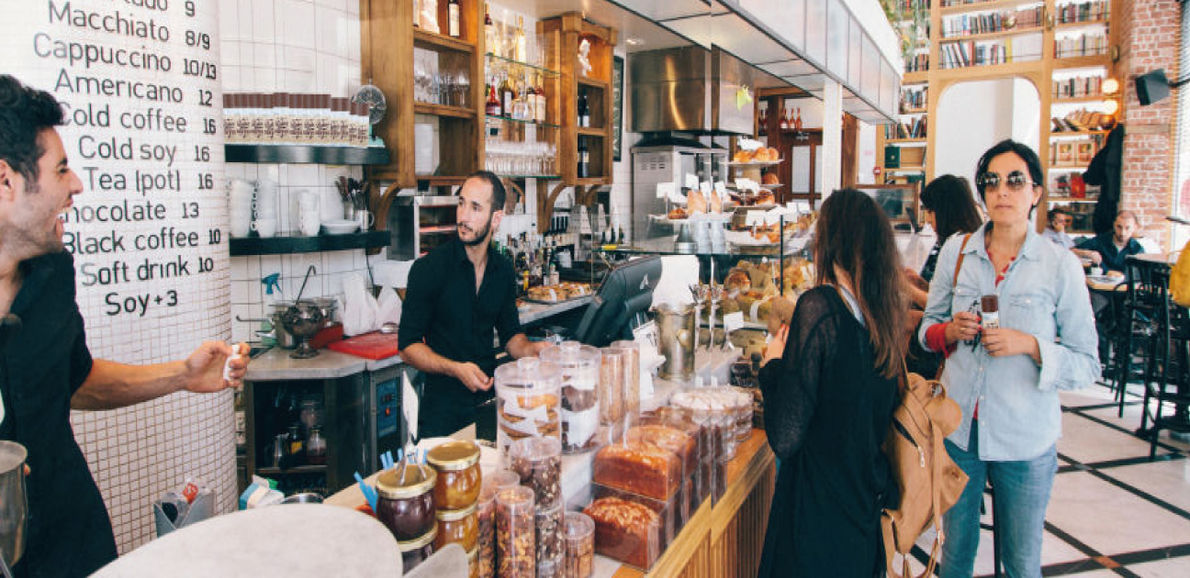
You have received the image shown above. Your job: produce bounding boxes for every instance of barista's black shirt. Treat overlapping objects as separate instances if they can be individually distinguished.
[398,237,522,437]
[0,251,117,577]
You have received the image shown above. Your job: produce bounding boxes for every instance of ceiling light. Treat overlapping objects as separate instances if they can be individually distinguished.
[626,38,644,46]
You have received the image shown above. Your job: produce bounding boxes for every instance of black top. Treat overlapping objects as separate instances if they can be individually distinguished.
[1076,233,1143,273]
[920,238,944,282]
[756,286,898,577]
[398,238,522,437]
[0,252,117,577]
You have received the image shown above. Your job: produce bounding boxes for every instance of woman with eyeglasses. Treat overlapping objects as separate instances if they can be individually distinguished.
[918,140,1099,577]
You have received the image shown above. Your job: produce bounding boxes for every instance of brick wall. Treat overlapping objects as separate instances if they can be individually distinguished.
[1118,0,1182,249]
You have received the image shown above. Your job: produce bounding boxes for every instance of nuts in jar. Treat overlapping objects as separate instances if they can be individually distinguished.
[434,502,479,553]
[476,485,497,578]
[508,437,562,507]
[563,512,595,578]
[535,500,565,568]
[427,440,482,510]
[495,485,535,578]
[375,464,437,541]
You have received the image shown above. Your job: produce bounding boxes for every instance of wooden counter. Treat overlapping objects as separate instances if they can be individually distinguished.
[604,431,776,578]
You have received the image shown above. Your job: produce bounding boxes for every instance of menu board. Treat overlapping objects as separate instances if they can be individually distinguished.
[0,0,227,361]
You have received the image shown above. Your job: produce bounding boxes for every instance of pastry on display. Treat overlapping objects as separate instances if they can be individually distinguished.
[686,188,707,214]
[761,171,780,185]
[583,497,661,570]
[592,441,682,501]
[708,188,723,213]
[494,358,562,454]
[722,270,752,294]
[755,189,776,205]
[666,206,688,221]
[624,425,698,486]
[525,283,593,303]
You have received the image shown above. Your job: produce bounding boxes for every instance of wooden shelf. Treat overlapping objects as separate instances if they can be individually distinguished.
[577,126,607,137]
[486,115,560,128]
[577,76,609,90]
[886,138,927,144]
[900,108,928,115]
[483,52,561,77]
[572,177,612,186]
[413,28,475,53]
[1050,129,1110,138]
[888,165,926,171]
[1055,19,1109,31]
[940,0,1047,16]
[1054,54,1112,68]
[937,59,1043,77]
[413,102,477,119]
[415,175,468,186]
[229,231,391,256]
[1052,94,1115,104]
[903,71,929,84]
[225,144,390,165]
[939,26,1044,44]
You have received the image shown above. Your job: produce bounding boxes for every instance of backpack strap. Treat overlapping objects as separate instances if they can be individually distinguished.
[953,233,972,287]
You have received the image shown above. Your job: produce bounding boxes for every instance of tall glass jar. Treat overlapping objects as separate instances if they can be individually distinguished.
[541,342,602,453]
[494,357,561,456]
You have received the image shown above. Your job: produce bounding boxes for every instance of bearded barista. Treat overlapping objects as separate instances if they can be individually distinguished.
[398,171,550,438]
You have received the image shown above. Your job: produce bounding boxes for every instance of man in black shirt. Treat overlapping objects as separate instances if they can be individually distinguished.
[1074,210,1144,273]
[398,171,548,439]
[0,75,249,576]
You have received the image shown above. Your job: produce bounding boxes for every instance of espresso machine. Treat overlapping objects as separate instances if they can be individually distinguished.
[630,134,728,240]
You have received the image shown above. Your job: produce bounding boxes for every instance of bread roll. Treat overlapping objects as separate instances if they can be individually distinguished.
[687,189,707,214]
[723,270,752,294]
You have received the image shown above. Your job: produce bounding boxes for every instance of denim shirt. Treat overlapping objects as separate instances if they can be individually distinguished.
[918,223,1100,461]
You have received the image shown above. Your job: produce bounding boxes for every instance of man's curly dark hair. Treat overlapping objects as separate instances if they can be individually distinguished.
[0,75,65,192]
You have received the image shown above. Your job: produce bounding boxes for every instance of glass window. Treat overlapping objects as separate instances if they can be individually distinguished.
[805,0,827,65]
[849,20,863,87]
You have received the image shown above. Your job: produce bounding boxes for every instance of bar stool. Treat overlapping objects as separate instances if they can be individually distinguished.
[1114,257,1164,417]
[1141,268,1190,459]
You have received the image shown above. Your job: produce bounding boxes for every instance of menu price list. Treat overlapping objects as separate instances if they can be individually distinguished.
[24,0,225,319]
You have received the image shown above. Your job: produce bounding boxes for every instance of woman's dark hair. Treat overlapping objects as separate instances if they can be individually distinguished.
[814,189,907,378]
[973,139,1045,203]
[0,74,64,191]
[920,174,983,241]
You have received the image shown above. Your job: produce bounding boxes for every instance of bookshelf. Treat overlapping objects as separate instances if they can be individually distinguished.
[879,0,1119,234]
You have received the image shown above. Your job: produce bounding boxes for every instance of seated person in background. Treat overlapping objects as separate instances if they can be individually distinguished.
[1043,207,1076,249]
[1074,210,1144,274]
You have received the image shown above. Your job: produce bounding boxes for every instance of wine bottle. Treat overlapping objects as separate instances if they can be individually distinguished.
[485,80,501,117]
[578,92,590,127]
[514,16,527,63]
[484,3,496,54]
[534,72,547,123]
[500,72,516,118]
[448,0,461,38]
[794,107,803,132]
[577,137,590,178]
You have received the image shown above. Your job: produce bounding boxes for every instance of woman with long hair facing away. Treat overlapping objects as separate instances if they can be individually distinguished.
[907,174,985,308]
[756,189,907,577]
[918,140,1098,577]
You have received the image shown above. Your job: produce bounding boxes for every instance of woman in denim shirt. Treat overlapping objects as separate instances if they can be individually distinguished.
[918,140,1099,577]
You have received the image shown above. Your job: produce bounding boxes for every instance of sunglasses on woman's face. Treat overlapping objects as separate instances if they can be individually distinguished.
[977,171,1035,192]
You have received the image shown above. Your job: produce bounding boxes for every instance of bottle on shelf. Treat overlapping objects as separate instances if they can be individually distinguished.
[577,137,590,178]
[534,72,547,123]
[780,107,790,130]
[757,106,767,135]
[484,3,496,54]
[485,79,501,117]
[499,71,516,119]
[447,0,461,38]
[578,91,590,127]
[514,16,527,63]
[794,107,803,132]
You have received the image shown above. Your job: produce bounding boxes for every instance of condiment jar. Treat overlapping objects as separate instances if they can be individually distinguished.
[541,341,602,453]
[427,440,482,510]
[434,502,479,552]
[376,463,437,541]
[398,522,437,574]
[494,357,562,455]
[487,468,521,490]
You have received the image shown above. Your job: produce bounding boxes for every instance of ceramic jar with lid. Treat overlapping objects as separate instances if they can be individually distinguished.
[540,342,602,453]
[427,440,482,510]
[494,357,562,455]
[434,502,479,552]
[376,463,437,541]
[397,522,437,574]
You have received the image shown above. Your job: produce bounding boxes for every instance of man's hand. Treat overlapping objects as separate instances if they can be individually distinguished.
[945,311,981,345]
[761,324,789,368]
[982,328,1041,362]
[453,361,493,392]
[183,341,250,393]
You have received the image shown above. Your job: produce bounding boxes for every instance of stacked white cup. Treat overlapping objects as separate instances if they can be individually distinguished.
[229,179,254,238]
[253,178,279,238]
[296,190,321,236]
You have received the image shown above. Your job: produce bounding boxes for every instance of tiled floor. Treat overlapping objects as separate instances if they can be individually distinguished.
[905,382,1190,577]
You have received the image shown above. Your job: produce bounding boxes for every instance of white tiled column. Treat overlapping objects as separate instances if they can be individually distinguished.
[821,78,843,197]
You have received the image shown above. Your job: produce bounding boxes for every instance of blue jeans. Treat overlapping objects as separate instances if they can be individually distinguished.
[940,421,1057,578]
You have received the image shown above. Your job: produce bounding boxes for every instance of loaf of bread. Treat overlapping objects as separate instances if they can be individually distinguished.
[625,425,698,492]
[592,442,681,500]
[584,497,661,569]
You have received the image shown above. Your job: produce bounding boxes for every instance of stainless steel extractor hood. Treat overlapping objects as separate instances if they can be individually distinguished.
[629,45,756,136]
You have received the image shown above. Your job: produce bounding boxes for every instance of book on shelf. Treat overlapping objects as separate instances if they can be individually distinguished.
[1057,0,1110,24]
[900,86,928,111]
[1053,75,1104,99]
[940,40,1014,68]
[1054,31,1108,59]
[905,53,929,73]
[885,116,928,140]
[941,6,1043,38]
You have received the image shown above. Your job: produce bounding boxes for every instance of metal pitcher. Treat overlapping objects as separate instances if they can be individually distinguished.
[655,303,695,381]
[0,441,28,576]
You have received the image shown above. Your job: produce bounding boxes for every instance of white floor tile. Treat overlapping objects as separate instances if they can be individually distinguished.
[1127,557,1190,577]
[1058,413,1156,464]
[1048,472,1190,555]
